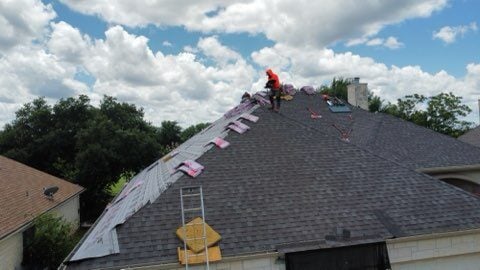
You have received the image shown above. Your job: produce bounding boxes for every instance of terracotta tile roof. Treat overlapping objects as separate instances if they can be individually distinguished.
[0,155,84,239]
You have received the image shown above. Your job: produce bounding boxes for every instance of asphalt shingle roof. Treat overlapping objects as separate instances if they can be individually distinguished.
[66,93,480,269]
[0,155,84,240]
[459,125,480,148]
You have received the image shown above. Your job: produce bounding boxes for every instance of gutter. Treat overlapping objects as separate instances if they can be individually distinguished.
[386,228,480,264]
[417,164,480,174]
[68,251,280,270]
[0,187,85,243]
[386,227,480,244]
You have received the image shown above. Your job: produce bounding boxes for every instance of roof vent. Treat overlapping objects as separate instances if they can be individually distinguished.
[325,227,351,241]
[43,185,59,200]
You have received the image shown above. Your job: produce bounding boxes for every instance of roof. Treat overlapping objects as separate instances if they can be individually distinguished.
[0,155,84,240]
[459,125,480,148]
[66,92,480,269]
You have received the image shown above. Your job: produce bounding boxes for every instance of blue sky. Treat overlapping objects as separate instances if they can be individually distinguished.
[0,0,479,127]
[332,0,480,77]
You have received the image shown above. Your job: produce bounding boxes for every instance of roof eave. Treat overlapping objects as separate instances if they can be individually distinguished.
[416,164,480,174]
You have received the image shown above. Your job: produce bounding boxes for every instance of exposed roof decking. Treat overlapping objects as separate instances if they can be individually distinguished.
[67,93,480,269]
[69,103,259,261]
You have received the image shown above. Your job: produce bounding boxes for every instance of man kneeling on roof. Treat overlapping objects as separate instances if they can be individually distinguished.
[265,68,281,112]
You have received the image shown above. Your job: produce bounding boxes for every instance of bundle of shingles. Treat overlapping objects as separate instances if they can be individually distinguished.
[176,217,222,265]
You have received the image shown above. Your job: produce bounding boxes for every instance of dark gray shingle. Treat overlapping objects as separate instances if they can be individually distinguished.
[459,125,480,148]
[67,93,480,269]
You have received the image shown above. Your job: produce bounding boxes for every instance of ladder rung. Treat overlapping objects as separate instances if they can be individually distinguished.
[182,193,201,197]
[183,207,202,212]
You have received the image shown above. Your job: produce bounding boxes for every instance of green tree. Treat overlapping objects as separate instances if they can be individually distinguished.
[0,96,162,220]
[22,213,74,269]
[382,92,472,137]
[75,97,161,220]
[0,98,54,173]
[426,92,473,137]
[180,123,210,142]
[158,120,182,146]
[368,92,384,112]
[319,77,352,100]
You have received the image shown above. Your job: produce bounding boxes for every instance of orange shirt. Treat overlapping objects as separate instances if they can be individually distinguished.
[266,69,281,90]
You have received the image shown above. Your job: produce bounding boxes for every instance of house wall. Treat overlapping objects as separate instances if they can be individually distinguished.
[173,257,285,270]
[129,254,285,270]
[0,233,23,270]
[0,195,81,270]
[387,230,480,270]
[51,195,81,229]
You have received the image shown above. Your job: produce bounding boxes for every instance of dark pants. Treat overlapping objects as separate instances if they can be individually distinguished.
[269,89,281,109]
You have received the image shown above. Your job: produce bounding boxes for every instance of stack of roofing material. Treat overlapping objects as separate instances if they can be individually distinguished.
[301,86,315,95]
[70,99,260,261]
[282,84,296,95]
[252,92,271,106]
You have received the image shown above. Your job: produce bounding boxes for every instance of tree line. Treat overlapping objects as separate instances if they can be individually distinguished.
[0,95,208,221]
[320,77,474,138]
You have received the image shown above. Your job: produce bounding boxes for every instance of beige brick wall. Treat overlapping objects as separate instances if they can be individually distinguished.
[0,233,23,270]
[387,230,480,270]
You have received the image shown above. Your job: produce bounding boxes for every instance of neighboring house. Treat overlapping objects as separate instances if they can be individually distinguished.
[0,155,84,270]
[459,125,480,148]
[65,87,480,270]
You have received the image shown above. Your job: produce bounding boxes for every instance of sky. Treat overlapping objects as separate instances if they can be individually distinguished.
[0,0,479,128]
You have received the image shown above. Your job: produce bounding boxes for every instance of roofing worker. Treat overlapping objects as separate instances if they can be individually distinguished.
[265,68,281,112]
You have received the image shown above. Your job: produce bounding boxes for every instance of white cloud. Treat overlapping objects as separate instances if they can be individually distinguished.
[0,0,56,52]
[433,22,478,44]
[1,0,479,130]
[59,0,447,47]
[384,36,404,49]
[48,21,91,64]
[352,36,404,49]
[197,36,242,65]
[162,40,172,47]
[50,24,256,126]
[366,38,384,46]
[251,43,480,124]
